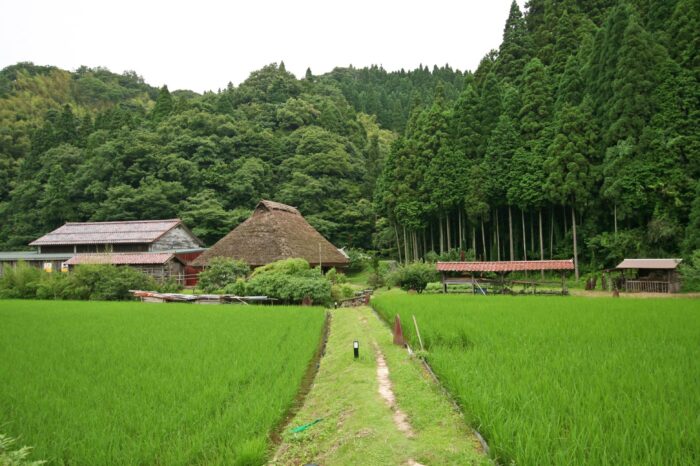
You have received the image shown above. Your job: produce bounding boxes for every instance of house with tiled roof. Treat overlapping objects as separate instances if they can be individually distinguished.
[0,219,205,284]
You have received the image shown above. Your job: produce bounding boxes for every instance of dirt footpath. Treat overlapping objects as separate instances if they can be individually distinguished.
[270,306,489,466]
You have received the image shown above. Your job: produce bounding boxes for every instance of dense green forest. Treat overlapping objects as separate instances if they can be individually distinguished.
[0,0,698,276]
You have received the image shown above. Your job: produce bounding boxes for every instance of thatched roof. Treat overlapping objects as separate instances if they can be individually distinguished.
[192,200,349,268]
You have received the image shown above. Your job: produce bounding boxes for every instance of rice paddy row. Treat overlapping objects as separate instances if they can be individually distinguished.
[373,292,700,465]
[0,300,326,465]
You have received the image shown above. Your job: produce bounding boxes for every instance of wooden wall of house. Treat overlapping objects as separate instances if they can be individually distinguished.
[0,259,66,276]
[150,227,201,251]
[131,261,184,283]
[41,243,150,253]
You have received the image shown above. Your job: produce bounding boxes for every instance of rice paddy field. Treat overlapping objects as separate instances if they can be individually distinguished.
[0,300,325,465]
[373,292,700,466]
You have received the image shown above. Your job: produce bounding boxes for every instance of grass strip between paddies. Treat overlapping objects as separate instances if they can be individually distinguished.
[271,306,489,465]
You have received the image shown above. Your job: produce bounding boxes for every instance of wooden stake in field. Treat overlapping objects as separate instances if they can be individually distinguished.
[412,315,424,351]
[393,315,405,346]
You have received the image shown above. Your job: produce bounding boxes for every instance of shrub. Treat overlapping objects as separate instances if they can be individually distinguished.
[679,250,700,291]
[331,283,354,302]
[344,248,370,273]
[246,273,331,305]
[247,258,331,305]
[250,258,310,277]
[0,262,42,298]
[367,256,389,289]
[223,278,248,296]
[158,278,183,294]
[35,272,71,299]
[198,258,249,292]
[2,264,161,301]
[325,267,347,284]
[388,262,438,293]
[68,265,157,300]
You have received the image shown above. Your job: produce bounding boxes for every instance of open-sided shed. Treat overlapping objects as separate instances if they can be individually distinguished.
[614,258,682,293]
[437,260,575,295]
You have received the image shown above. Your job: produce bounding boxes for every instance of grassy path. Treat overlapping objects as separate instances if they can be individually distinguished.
[271,306,487,465]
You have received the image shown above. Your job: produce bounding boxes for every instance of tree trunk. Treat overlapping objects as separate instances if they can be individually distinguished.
[430,223,435,253]
[403,225,409,263]
[446,213,452,251]
[521,209,527,260]
[614,203,618,235]
[530,211,535,254]
[439,216,444,254]
[563,205,568,235]
[572,207,579,280]
[413,231,418,261]
[496,209,501,261]
[481,219,487,261]
[423,229,427,260]
[472,226,476,255]
[550,206,554,260]
[394,223,402,263]
[539,208,544,279]
[508,206,514,261]
[458,209,463,250]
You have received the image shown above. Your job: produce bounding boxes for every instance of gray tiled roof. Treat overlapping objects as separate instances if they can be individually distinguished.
[29,219,181,246]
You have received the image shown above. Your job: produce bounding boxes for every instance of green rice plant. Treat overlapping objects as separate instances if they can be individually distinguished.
[374,292,700,465]
[0,300,325,465]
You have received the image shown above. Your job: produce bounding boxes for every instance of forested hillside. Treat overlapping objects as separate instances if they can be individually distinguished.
[0,0,698,275]
[375,0,699,277]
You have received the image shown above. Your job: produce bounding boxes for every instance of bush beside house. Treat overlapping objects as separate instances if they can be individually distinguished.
[0,262,159,300]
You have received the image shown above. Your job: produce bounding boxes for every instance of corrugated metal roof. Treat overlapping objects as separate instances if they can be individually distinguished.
[30,219,182,246]
[437,260,575,272]
[615,258,682,270]
[65,253,178,266]
[0,251,74,261]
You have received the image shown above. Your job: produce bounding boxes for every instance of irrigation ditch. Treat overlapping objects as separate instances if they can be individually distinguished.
[269,310,331,447]
[369,303,493,460]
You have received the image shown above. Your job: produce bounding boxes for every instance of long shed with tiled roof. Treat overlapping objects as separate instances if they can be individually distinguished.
[436,260,575,295]
[192,200,349,269]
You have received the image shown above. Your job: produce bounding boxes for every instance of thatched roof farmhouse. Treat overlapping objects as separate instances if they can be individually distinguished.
[192,200,349,268]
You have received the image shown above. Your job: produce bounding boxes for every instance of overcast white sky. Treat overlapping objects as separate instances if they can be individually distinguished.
[1,0,525,93]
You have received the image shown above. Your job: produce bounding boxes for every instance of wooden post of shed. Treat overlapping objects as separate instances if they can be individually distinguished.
[561,271,565,295]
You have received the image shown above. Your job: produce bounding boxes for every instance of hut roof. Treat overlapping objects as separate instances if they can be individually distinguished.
[192,200,348,268]
[437,260,575,273]
[615,258,682,270]
[66,253,183,266]
[30,219,202,246]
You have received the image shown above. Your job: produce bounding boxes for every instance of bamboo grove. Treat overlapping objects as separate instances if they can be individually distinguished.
[375,0,699,277]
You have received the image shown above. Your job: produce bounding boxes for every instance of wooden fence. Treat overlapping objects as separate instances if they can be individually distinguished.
[624,280,670,293]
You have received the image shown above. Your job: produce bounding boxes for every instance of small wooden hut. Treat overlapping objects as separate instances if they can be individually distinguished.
[192,200,349,270]
[437,260,575,295]
[614,258,682,293]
